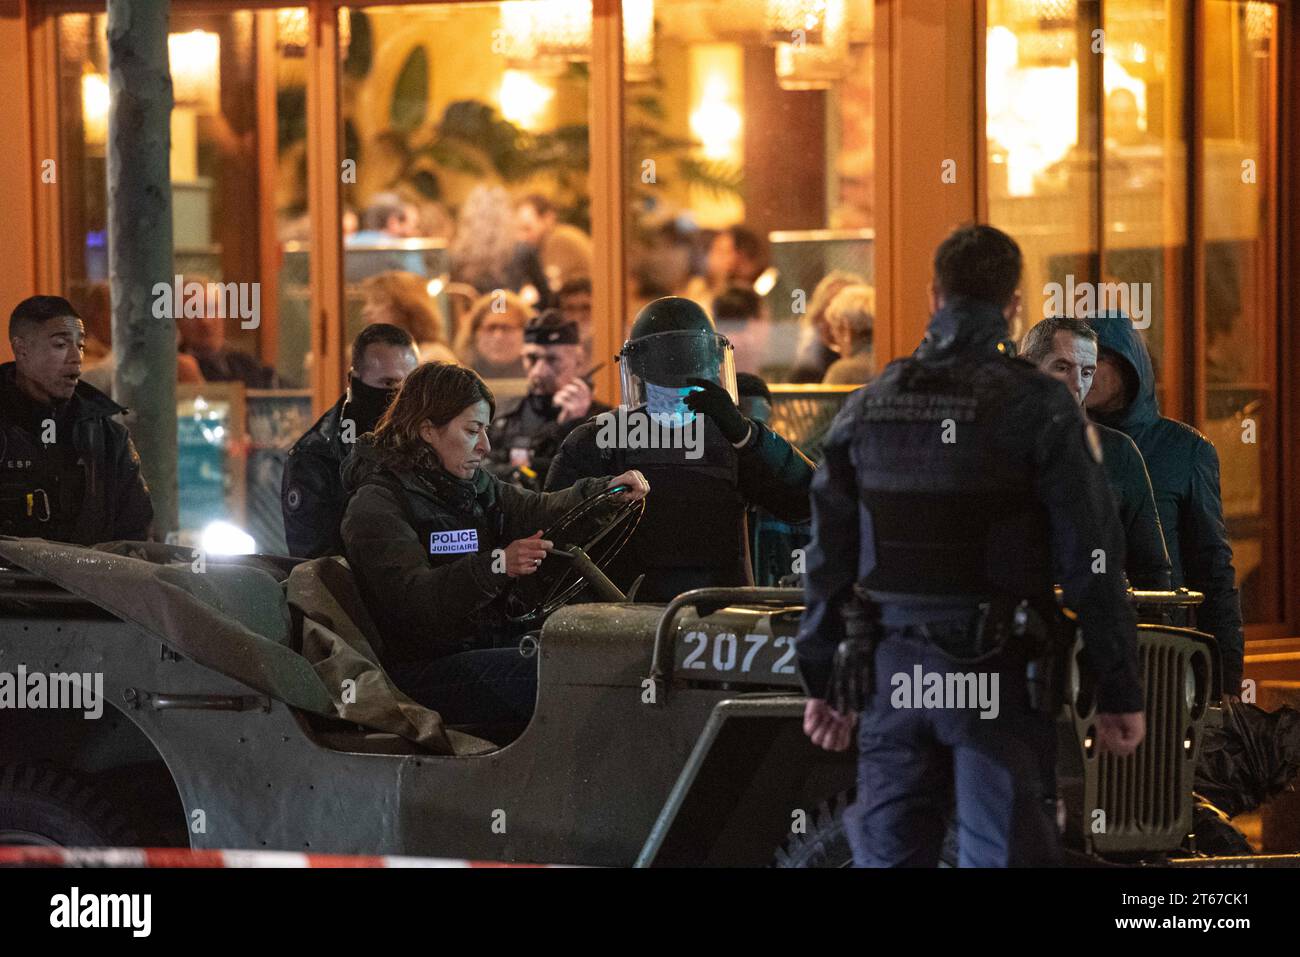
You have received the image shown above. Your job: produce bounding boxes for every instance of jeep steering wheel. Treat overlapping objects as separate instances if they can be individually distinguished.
[501,483,644,624]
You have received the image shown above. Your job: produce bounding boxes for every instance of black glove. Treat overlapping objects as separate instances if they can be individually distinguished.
[684,378,751,444]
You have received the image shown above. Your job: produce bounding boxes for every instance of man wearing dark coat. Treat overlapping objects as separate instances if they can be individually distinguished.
[1020,316,1171,591]
[1085,311,1245,699]
[1,296,152,545]
[281,323,418,559]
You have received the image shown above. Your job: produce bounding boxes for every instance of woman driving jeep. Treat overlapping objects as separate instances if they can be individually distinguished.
[340,362,647,726]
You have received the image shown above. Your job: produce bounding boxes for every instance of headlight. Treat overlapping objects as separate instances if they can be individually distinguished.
[200,521,257,556]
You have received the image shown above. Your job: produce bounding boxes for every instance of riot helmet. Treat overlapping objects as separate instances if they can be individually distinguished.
[618,297,737,413]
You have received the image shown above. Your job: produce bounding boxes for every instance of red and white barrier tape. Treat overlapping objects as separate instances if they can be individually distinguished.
[0,846,557,868]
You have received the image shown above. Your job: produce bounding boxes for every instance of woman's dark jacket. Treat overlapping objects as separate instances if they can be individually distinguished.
[340,435,608,663]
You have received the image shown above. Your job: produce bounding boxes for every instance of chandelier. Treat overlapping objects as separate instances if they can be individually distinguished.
[766,0,828,46]
[498,1,656,80]
[774,0,847,90]
[1010,0,1079,66]
[533,0,592,61]
[1246,1,1276,44]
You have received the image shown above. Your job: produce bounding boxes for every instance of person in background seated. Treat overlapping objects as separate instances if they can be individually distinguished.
[1,295,152,545]
[453,290,531,379]
[556,277,594,357]
[177,276,280,389]
[711,285,771,376]
[821,284,877,386]
[359,271,458,365]
[281,323,419,559]
[340,362,647,725]
[789,271,866,383]
[685,226,769,305]
[515,193,593,298]
[486,310,611,490]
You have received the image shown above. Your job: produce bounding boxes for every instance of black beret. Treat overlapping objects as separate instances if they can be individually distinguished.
[524,309,581,346]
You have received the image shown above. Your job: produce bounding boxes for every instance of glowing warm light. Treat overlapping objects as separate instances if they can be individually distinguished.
[169,30,221,114]
[766,0,827,45]
[533,0,592,62]
[691,76,742,161]
[1246,1,1276,42]
[276,8,308,49]
[775,0,847,90]
[426,277,445,298]
[82,72,110,147]
[498,69,555,130]
[276,8,351,57]
[986,25,1077,196]
[624,0,656,81]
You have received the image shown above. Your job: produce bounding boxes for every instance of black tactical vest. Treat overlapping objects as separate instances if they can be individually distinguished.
[853,359,1054,604]
[0,423,86,542]
[597,411,749,602]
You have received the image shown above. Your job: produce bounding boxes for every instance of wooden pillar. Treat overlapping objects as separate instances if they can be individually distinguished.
[872,0,979,361]
[589,0,625,406]
[306,1,343,414]
[0,0,39,364]
[106,0,177,536]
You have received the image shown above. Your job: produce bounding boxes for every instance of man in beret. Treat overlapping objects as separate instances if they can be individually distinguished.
[486,309,610,490]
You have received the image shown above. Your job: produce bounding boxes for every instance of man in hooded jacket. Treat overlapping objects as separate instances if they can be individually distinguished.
[1019,316,1171,591]
[1085,312,1244,698]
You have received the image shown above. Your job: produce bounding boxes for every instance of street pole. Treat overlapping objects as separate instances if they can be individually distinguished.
[106,0,177,538]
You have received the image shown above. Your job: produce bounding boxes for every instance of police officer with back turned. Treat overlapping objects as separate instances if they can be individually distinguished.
[795,225,1145,867]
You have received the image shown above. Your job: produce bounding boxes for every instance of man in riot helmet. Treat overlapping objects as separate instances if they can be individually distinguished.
[795,225,1144,867]
[545,296,813,602]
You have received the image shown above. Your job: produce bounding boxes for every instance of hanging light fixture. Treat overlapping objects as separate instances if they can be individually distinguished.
[774,0,846,90]
[533,0,592,62]
[766,0,828,46]
[170,30,221,114]
[276,8,351,58]
[1246,1,1276,46]
[1011,0,1078,66]
[624,0,656,82]
[499,2,567,75]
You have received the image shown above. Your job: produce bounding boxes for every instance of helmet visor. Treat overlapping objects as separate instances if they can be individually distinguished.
[618,330,738,409]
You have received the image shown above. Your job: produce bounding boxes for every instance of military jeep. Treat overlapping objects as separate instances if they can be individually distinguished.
[0,526,1239,867]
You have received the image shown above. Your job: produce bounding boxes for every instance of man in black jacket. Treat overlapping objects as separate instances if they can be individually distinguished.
[1085,312,1245,699]
[1,295,152,545]
[281,323,418,558]
[1020,316,1172,590]
[545,297,815,602]
[486,310,610,490]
